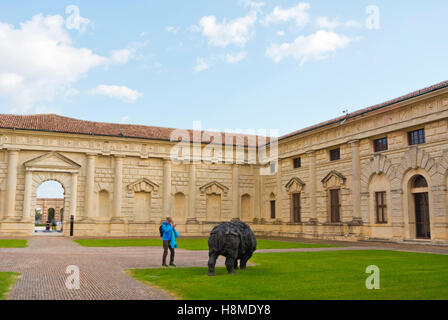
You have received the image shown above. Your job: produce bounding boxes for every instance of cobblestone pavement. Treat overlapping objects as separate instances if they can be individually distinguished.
[0,236,447,300]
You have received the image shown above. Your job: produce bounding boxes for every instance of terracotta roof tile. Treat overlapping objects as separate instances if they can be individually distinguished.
[0,114,267,147]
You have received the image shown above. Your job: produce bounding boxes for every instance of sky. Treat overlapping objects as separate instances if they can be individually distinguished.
[0,0,447,139]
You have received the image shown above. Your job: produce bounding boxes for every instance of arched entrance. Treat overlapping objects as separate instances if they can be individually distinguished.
[35,180,65,233]
[411,175,431,239]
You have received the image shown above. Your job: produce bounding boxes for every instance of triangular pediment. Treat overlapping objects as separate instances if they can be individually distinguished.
[127,178,159,192]
[285,177,306,193]
[200,181,229,195]
[321,170,346,188]
[23,152,81,172]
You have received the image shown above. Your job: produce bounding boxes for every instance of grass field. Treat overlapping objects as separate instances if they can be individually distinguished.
[0,240,28,248]
[0,272,19,300]
[74,238,338,250]
[130,250,448,300]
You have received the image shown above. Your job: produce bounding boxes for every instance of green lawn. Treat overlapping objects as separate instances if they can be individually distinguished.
[74,238,338,250]
[0,239,28,248]
[0,272,19,300]
[130,250,448,300]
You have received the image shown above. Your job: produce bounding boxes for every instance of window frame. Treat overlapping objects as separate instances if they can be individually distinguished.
[329,189,341,223]
[373,137,388,153]
[375,191,388,224]
[408,128,426,146]
[291,193,301,223]
[270,200,276,219]
[293,157,302,169]
[329,148,341,162]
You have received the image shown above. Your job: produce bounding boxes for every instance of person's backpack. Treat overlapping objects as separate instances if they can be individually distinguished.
[159,224,163,237]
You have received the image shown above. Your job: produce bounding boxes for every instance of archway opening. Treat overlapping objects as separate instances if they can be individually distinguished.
[35,180,65,233]
[410,175,430,239]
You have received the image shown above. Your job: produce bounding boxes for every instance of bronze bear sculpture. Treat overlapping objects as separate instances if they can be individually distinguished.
[207,221,257,276]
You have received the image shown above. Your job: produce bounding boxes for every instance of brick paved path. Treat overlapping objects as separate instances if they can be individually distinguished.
[1,236,447,300]
[0,237,220,300]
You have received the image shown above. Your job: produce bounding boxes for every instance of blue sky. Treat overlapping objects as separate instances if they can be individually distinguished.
[0,0,447,137]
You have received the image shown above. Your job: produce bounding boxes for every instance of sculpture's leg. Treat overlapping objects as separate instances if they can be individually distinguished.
[225,257,237,274]
[207,252,218,276]
[234,259,238,270]
[239,254,252,270]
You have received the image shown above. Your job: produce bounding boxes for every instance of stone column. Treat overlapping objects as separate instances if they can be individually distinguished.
[84,153,96,220]
[349,140,362,220]
[22,169,33,221]
[307,151,317,221]
[260,173,265,219]
[187,163,197,223]
[112,155,124,221]
[5,149,19,220]
[70,173,78,220]
[163,159,172,217]
[232,164,239,219]
[275,160,282,221]
[254,166,261,219]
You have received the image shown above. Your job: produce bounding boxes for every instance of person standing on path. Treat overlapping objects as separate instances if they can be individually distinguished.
[161,217,178,267]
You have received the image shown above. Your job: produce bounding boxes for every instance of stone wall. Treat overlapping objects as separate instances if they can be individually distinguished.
[0,88,447,243]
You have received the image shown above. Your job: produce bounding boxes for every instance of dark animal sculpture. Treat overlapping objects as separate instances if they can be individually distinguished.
[207,221,257,276]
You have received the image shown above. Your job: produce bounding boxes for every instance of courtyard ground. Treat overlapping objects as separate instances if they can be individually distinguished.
[0,236,447,300]
[130,250,448,300]
[74,238,339,249]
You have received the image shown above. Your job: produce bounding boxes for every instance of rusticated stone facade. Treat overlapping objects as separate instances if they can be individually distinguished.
[0,81,447,244]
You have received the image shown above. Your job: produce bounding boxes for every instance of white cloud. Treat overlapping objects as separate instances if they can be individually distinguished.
[165,26,179,34]
[263,2,310,27]
[277,30,285,36]
[193,57,211,72]
[266,30,354,66]
[90,85,143,103]
[191,11,257,47]
[109,41,147,65]
[222,52,247,64]
[316,17,362,31]
[110,49,134,65]
[0,14,108,112]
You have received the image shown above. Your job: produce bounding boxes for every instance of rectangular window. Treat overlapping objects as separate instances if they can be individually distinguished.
[408,129,425,146]
[373,137,388,153]
[329,189,341,223]
[375,192,387,224]
[293,157,301,169]
[292,193,301,223]
[270,200,276,219]
[330,148,341,161]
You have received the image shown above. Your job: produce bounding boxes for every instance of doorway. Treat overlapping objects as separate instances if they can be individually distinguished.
[411,175,431,240]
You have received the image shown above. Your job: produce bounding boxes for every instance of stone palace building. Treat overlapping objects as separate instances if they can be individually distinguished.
[0,80,447,244]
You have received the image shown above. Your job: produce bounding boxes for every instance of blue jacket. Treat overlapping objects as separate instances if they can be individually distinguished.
[161,222,173,241]
[170,228,179,249]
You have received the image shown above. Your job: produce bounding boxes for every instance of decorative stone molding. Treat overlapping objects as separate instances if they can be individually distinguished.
[95,182,113,193]
[361,153,393,193]
[199,181,229,195]
[127,178,159,193]
[321,170,346,189]
[285,177,306,193]
[23,151,81,173]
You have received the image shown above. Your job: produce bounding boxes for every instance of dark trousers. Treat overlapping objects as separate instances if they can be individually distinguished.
[162,240,175,265]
